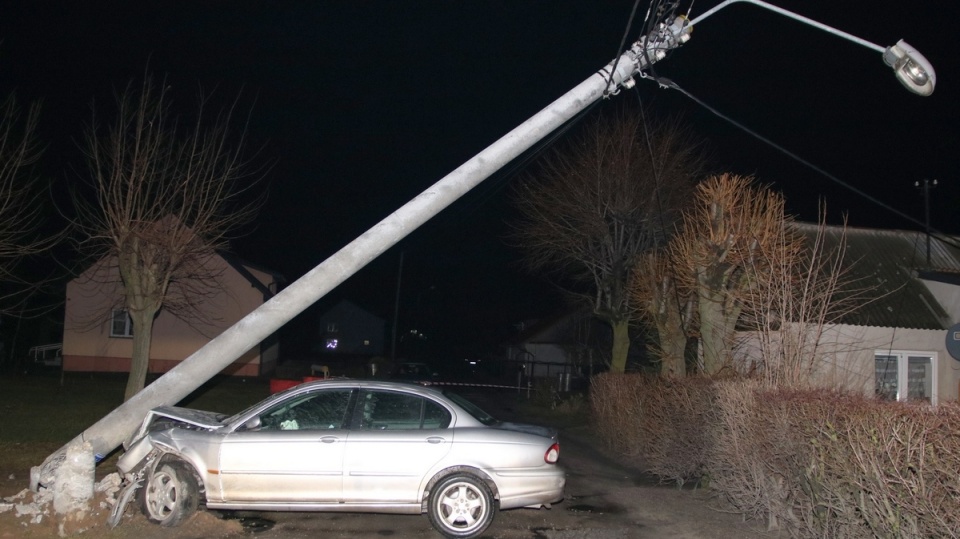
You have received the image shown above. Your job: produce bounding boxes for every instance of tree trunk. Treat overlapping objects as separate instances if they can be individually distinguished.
[656,316,687,377]
[609,319,631,373]
[649,285,688,377]
[698,288,739,375]
[124,306,159,401]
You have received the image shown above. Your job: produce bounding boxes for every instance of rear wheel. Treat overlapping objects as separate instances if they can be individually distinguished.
[137,461,199,527]
[427,474,495,538]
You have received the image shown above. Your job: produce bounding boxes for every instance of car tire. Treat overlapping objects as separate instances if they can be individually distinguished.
[137,461,200,527]
[427,474,495,539]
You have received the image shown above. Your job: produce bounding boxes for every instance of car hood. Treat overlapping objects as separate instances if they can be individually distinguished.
[147,406,224,428]
[494,421,557,440]
[125,406,224,449]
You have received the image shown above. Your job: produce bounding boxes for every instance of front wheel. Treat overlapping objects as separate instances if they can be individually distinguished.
[137,461,200,527]
[427,474,495,539]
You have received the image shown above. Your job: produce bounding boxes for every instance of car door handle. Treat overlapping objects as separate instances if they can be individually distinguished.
[426,436,445,444]
[320,436,340,444]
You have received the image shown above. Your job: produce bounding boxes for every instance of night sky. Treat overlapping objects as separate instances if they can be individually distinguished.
[1,1,956,361]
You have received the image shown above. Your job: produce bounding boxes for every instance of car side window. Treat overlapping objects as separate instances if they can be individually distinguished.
[422,399,451,429]
[259,389,352,431]
[358,390,451,430]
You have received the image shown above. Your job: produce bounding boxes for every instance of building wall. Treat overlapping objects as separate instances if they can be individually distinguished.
[62,254,276,376]
[735,323,960,404]
[317,301,385,356]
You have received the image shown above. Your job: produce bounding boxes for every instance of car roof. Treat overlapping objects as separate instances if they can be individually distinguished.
[292,378,444,398]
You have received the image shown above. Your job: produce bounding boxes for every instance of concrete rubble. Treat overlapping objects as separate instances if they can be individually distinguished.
[1,471,123,531]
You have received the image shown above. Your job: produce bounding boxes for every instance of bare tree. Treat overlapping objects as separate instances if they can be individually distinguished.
[73,76,262,400]
[0,95,59,314]
[738,216,866,387]
[512,106,704,373]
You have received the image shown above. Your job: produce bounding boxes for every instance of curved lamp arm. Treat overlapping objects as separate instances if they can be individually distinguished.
[685,0,935,96]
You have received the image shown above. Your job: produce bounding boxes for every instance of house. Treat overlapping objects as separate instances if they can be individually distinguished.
[735,223,960,404]
[504,308,612,378]
[62,251,282,377]
[316,299,385,357]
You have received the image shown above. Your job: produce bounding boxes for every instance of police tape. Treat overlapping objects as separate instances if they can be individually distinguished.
[420,381,526,391]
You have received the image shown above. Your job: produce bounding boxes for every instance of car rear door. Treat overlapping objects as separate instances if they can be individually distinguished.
[341,389,453,503]
[218,388,354,502]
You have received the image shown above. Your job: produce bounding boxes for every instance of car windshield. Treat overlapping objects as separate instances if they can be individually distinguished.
[443,390,497,426]
[222,397,280,427]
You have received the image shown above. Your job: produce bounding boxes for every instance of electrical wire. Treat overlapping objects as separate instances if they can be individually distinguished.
[632,87,694,355]
[657,78,960,252]
[604,0,645,94]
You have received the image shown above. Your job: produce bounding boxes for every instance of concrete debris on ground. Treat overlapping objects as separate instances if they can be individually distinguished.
[0,472,123,532]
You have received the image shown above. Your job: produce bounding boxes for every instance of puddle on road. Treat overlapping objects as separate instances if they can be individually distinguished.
[565,503,624,515]
[238,516,276,533]
[216,513,276,534]
[563,494,624,515]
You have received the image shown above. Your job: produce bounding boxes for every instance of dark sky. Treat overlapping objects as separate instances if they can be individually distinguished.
[1,1,956,359]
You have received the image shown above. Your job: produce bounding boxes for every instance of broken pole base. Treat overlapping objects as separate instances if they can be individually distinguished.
[52,441,95,521]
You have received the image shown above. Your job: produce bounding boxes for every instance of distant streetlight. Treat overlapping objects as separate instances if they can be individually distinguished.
[684,0,936,96]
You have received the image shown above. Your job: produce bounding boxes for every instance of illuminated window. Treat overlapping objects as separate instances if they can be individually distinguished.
[110,309,134,338]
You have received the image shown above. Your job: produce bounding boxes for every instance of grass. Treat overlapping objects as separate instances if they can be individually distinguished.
[0,372,271,476]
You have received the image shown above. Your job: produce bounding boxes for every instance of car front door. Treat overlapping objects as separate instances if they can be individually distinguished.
[218,388,354,502]
[342,389,453,503]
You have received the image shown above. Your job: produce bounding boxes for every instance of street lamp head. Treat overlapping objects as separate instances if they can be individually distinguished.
[883,40,936,96]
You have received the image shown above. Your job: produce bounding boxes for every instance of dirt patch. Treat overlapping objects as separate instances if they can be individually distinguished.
[0,476,244,539]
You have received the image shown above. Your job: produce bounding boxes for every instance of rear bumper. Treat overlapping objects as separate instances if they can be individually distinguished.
[493,466,566,510]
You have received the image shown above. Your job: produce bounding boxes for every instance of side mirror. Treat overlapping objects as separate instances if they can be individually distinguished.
[243,416,262,431]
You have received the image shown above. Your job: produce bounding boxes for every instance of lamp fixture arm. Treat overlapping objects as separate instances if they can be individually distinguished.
[681,0,934,96]
[687,0,884,53]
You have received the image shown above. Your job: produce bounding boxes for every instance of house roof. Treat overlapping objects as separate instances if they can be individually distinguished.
[510,306,595,346]
[218,250,285,299]
[793,223,960,330]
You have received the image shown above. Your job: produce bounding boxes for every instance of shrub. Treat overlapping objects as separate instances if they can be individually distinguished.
[592,375,960,538]
[590,372,717,486]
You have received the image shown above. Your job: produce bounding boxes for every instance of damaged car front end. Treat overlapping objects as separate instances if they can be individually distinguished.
[119,405,226,474]
[111,406,226,527]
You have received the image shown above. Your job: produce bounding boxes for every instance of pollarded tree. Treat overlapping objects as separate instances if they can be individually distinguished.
[676,174,797,375]
[634,174,800,376]
[630,248,695,377]
[512,106,704,373]
[74,76,262,400]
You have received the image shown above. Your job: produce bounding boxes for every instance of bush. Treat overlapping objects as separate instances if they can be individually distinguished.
[591,374,960,538]
[590,373,717,486]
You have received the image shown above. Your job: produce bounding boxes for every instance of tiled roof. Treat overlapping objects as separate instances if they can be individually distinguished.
[792,223,960,330]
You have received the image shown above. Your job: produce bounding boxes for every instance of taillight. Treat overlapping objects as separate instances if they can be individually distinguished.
[544,442,560,464]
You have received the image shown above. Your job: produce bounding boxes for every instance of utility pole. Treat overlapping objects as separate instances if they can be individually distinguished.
[33,14,693,491]
[914,178,937,264]
[33,0,938,495]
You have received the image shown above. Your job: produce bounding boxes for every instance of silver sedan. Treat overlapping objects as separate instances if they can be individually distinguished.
[117,379,566,538]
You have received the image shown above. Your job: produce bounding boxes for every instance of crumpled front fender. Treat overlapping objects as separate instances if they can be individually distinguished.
[117,436,158,475]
